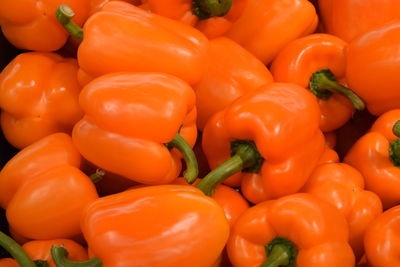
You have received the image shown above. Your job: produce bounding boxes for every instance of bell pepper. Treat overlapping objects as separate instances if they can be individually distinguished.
[0,231,35,267]
[0,258,18,267]
[224,0,318,64]
[0,133,99,239]
[369,109,400,141]
[90,0,141,15]
[346,21,400,115]
[318,0,400,42]
[0,52,83,149]
[301,163,383,260]
[227,193,355,266]
[72,72,198,185]
[57,1,209,86]
[344,118,400,209]
[198,82,325,204]
[0,0,89,51]
[194,37,273,130]
[81,185,229,267]
[271,34,365,132]
[364,205,400,267]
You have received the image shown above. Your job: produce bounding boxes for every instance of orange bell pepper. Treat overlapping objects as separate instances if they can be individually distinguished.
[302,163,383,260]
[0,133,99,239]
[364,205,400,266]
[369,109,400,141]
[227,193,355,266]
[0,52,83,149]
[198,82,325,204]
[72,72,198,185]
[81,185,229,267]
[346,21,400,115]
[224,0,318,64]
[271,34,365,132]
[57,1,209,86]
[318,0,400,42]
[194,37,273,130]
[90,0,140,14]
[0,0,89,51]
[344,118,400,209]
[0,258,18,267]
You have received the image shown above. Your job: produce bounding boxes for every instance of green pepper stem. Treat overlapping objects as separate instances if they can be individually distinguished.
[56,5,83,41]
[34,260,49,267]
[166,133,198,184]
[0,231,36,267]
[196,140,262,196]
[89,168,105,184]
[192,0,232,20]
[260,237,297,267]
[309,69,365,111]
[389,120,400,167]
[51,246,102,267]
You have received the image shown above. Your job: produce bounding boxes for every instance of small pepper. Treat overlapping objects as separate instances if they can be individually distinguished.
[81,185,229,267]
[302,163,383,260]
[0,133,99,239]
[72,72,198,185]
[225,0,318,64]
[199,82,325,204]
[271,34,365,132]
[0,52,83,149]
[227,193,355,266]
[369,109,400,141]
[0,0,90,51]
[194,37,273,130]
[345,119,400,209]
[364,205,400,267]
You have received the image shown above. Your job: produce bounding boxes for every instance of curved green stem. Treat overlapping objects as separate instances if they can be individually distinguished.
[390,120,400,167]
[192,0,232,20]
[165,133,198,184]
[51,246,102,267]
[309,69,365,111]
[196,140,263,196]
[260,237,297,267]
[56,5,83,41]
[0,231,36,267]
[89,168,105,184]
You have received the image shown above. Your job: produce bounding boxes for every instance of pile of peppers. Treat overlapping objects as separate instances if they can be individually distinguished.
[2,0,400,266]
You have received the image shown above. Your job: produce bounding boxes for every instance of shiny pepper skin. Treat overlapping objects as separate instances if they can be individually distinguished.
[0,52,83,149]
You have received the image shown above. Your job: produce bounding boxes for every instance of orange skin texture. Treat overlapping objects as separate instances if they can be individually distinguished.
[202,83,325,203]
[346,21,400,115]
[318,0,400,42]
[77,1,209,86]
[369,109,400,141]
[0,52,83,149]
[194,37,273,130]
[22,239,88,267]
[72,72,196,185]
[344,132,400,210]
[0,0,89,51]
[173,178,250,227]
[301,163,383,260]
[0,133,98,239]
[227,193,355,266]
[90,0,140,14]
[0,259,18,267]
[81,185,229,267]
[225,0,318,64]
[364,205,400,267]
[271,33,353,132]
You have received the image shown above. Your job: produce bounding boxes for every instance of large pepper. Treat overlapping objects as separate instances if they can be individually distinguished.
[227,193,355,266]
[301,163,382,260]
[364,205,400,266]
[346,21,400,115]
[0,0,89,51]
[194,37,273,130]
[198,82,325,204]
[318,0,400,42]
[72,72,198,185]
[271,34,365,132]
[0,133,99,239]
[57,1,209,86]
[344,113,400,209]
[81,185,229,267]
[0,52,83,149]
[224,0,318,64]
